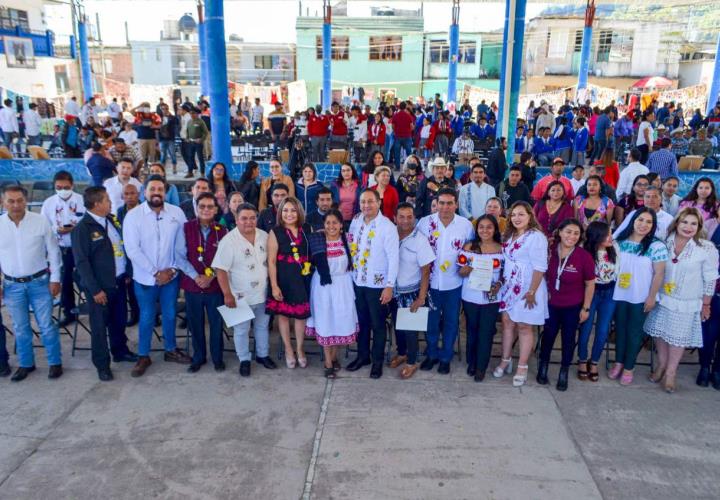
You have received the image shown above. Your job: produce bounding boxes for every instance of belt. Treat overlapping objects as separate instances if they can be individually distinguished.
[3,269,49,283]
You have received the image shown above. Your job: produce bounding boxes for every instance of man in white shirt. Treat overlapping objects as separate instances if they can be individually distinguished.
[458,164,496,221]
[0,185,63,382]
[614,187,673,241]
[22,103,43,146]
[251,98,264,134]
[388,202,434,379]
[347,189,399,378]
[108,98,122,123]
[80,97,100,126]
[417,188,474,374]
[123,175,191,377]
[616,148,649,199]
[349,105,368,163]
[213,203,276,376]
[40,171,85,326]
[0,98,19,145]
[64,96,81,117]
[103,159,143,214]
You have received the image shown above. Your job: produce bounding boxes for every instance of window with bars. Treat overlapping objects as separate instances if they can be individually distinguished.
[609,31,634,63]
[574,30,583,52]
[596,30,613,63]
[429,40,476,64]
[0,8,29,31]
[315,36,350,60]
[254,55,274,69]
[369,36,402,61]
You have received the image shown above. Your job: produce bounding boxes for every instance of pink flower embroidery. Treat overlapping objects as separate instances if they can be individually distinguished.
[513,285,521,295]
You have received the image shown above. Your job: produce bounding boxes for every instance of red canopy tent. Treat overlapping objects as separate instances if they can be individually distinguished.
[630,76,674,91]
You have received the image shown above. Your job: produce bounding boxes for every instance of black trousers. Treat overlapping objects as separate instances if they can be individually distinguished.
[463,301,500,372]
[355,286,389,364]
[185,291,224,365]
[539,304,582,367]
[86,277,130,370]
[61,247,77,317]
[0,314,8,365]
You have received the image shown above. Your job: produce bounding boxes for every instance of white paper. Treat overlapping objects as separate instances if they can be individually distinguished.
[396,307,429,332]
[217,299,255,328]
[469,256,494,291]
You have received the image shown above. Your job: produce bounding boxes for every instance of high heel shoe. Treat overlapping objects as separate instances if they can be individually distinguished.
[512,365,529,387]
[297,356,308,369]
[493,357,513,378]
[608,363,623,380]
[648,367,665,384]
[285,355,297,369]
[663,373,676,393]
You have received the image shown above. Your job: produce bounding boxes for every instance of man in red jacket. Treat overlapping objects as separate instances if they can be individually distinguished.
[329,102,349,149]
[391,101,415,170]
[307,106,329,162]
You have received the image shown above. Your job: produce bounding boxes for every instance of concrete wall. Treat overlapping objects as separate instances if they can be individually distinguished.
[678,60,715,89]
[130,43,174,85]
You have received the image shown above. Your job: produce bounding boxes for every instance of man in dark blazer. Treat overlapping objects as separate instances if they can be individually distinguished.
[180,177,211,221]
[71,186,138,381]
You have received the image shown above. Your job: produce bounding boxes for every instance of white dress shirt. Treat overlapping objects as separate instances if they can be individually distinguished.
[103,176,143,214]
[88,211,126,277]
[0,105,19,134]
[348,213,399,288]
[122,202,187,286]
[40,192,85,248]
[417,213,475,291]
[212,228,269,306]
[64,100,81,117]
[458,182,496,220]
[616,162,649,199]
[22,109,42,137]
[108,102,122,119]
[0,211,62,282]
[396,228,436,293]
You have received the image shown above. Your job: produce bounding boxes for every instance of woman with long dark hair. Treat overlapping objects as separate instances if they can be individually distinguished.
[533,180,574,238]
[679,177,719,221]
[238,160,260,209]
[295,163,323,215]
[611,207,667,385]
[207,162,236,214]
[362,150,386,188]
[330,162,361,227]
[614,174,649,226]
[574,175,615,228]
[577,221,618,382]
[458,214,504,382]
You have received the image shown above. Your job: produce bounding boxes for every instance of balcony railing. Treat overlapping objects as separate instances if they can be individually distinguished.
[0,25,75,59]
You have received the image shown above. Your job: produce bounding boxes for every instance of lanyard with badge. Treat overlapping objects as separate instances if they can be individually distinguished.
[555,247,574,291]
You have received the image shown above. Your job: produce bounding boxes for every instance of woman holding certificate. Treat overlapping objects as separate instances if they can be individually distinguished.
[536,219,596,391]
[458,214,504,382]
[495,202,549,387]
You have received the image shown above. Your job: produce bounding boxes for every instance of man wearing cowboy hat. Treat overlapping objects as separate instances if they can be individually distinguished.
[531,157,575,202]
[670,127,689,159]
[414,157,456,218]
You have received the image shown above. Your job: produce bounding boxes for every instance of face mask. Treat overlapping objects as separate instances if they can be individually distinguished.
[56,189,73,200]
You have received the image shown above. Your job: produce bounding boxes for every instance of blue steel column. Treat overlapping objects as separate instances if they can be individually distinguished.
[447,0,460,107]
[497,0,527,164]
[577,0,596,92]
[706,33,720,115]
[322,0,332,110]
[198,22,210,98]
[205,0,232,168]
[77,17,94,102]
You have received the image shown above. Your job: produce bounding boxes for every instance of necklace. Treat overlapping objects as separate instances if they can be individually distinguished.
[196,222,223,277]
[286,227,311,276]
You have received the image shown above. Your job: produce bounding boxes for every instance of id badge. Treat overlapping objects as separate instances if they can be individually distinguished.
[618,273,632,289]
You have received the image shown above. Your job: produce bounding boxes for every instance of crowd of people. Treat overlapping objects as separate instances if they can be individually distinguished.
[1,93,720,396]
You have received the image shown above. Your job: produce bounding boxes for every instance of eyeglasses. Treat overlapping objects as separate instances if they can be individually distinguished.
[197,204,216,210]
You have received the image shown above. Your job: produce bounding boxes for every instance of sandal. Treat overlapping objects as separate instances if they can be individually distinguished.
[577,360,589,381]
[512,364,529,387]
[332,360,341,372]
[285,355,297,369]
[324,367,336,379]
[608,363,623,380]
[588,362,599,382]
[493,357,513,378]
[619,369,634,386]
[648,368,665,384]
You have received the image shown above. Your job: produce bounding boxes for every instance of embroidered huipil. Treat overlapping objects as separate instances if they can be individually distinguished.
[347,213,399,288]
[417,213,475,291]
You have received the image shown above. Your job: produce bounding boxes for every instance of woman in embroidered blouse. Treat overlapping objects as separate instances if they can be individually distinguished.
[679,177,718,221]
[267,197,312,369]
[495,201,549,387]
[371,166,399,222]
[533,181,574,239]
[577,221,618,382]
[574,175,615,228]
[644,208,719,392]
[458,214,504,382]
[614,175,648,226]
[330,162,360,228]
[611,207,667,386]
[306,209,358,379]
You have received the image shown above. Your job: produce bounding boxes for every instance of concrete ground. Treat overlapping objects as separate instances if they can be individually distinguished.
[1,320,719,500]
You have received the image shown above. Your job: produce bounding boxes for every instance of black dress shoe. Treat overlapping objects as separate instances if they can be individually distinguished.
[48,365,63,379]
[556,366,569,392]
[369,363,383,379]
[474,370,486,382]
[420,357,438,371]
[536,360,549,385]
[466,364,476,377]
[187,363,202,373]
[712,372,720,391]
[0,363,10,377]
[214,362,226,372]
[256,356,277,369]
[239,361,251,377]
[346,357,371,372]
[11,366,36,382]
[178,318,188,329]
[696,367,710,387]
[437,362,450,375]
[113,352,139,363]
[98,368,114,381]
[126,316,139,328]
[58,314,78,328]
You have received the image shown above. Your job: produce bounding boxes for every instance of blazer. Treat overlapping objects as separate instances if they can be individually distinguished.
[258,174,296,211]
[71,213,123,296]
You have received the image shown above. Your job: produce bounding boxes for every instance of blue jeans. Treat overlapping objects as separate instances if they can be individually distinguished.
[427,287,462,363]
[232,303,271,362]
[577,283,616,363]
[2,275,62,367]
[159,139,176,166]
[384,133,395,163]
[134,277,180,356]
[393,137,413,170]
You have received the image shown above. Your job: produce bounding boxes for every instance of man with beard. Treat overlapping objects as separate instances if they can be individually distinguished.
[123,175,191,377]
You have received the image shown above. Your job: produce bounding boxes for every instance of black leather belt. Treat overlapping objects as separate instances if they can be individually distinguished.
[3,270,49,283]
